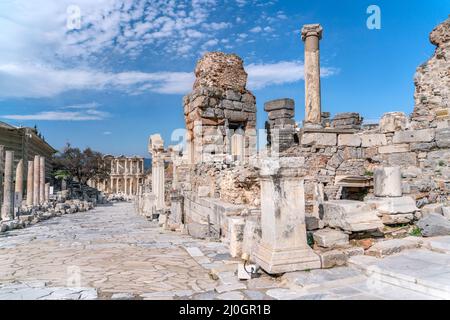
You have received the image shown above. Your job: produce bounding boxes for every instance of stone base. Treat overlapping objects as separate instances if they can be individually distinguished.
[303,122,323,130]
[253,242,321,274]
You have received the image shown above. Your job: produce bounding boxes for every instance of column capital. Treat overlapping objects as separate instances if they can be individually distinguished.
[301,24,323,41]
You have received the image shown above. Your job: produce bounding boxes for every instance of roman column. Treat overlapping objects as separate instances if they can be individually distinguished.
[301,24,323,127]
[1,151,15,220]
[15,159,24,208]
[253,158,321,274]
[33,155,40,206]
[149,134,165,211]
[45,183,50,202]
[26,160,34,206]
[0,145,4,205]
[39,156,45,204]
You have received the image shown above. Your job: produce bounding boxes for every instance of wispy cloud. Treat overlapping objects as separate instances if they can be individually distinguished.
[247,61,339,90]
[0,60,339,98]
[0,63,194,98]
[1,103,110,121]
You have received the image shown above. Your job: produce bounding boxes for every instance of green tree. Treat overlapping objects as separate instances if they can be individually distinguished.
[52,143,109,186]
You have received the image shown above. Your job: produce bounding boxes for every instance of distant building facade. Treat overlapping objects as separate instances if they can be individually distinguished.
[90,155,146,196]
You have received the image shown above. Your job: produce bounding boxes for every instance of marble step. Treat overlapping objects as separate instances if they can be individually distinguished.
[348,249,450,299]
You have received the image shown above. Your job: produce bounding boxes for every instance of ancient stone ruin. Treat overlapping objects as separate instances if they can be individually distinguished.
[133,17,450,276]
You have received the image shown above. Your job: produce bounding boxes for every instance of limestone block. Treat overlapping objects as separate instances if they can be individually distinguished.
[268,109,294,120]
[318,250,347,269]
[367,196,418,215]
[318,247,364,269]
[378,144,410,154]
[229,218,246,258]
[366,237,422,258]
[322,200,383,232]
[443,207,450,220]
[360,134,387,147]
[417,213,450,237]
[379,112,409,133]
[436,128,450,148]
[264,99,295,112]
[313,228,349,248]
[338,134,361,147]
[410,142,436,152]
[225,90,241,101]
[224,110,248,122]
[187,222,210,239]
[381,214,415,225]
[374,167,402,197]
[241,218,260,259]
[393,129,435,143]
[305,216,324,231]
[302,133,337,146]
[421,203,443,216]
[386,152,417,167]
[241,93,256,104]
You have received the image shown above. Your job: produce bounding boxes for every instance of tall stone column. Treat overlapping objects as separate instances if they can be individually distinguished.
[149,134,166,211]
[15,159,24,208]
[45,183,50,202]
[33,155,40,206]
[301,24,323,127]
[26,160,34,206]
[39,156,45,204]
[0,145,4,205]
[1,151,15,220]
[253,159,321,274]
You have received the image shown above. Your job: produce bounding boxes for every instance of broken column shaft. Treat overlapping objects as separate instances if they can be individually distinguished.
[26,161,34,206]
[39,156,45,204]
[301,24,323,127]
[15,159,24,208]
[1,151,15,220]
[33,155,40,206]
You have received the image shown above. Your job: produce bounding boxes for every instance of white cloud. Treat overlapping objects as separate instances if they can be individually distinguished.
[0,63,194,98]
[250,26,262,33]
[247,61,338,90]
[0,60,339,98]
[1,107,110,121]
[0,0,226,63]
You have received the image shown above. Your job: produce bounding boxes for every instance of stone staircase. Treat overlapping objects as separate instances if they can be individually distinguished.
[348,237,450,299]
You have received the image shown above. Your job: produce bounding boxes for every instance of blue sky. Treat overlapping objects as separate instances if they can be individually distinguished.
[0,0,449,156]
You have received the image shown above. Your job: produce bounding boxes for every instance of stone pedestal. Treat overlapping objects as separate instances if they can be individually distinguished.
[33,155,40,206]
[26,160,34,206]
[39,156,45,205]
[301,24,323,126]
[1,151,14,220]
[253,159,321,274]
[374,167,402,197]
[15,159,24,208]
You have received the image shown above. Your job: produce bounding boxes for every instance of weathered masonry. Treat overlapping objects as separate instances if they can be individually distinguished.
[135,17,450,275]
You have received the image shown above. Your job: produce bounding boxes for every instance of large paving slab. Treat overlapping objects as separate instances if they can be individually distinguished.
[1,202,449,300]
[349,249,450,299]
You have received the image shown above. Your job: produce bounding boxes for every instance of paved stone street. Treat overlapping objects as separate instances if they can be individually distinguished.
[0,202,449,300]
